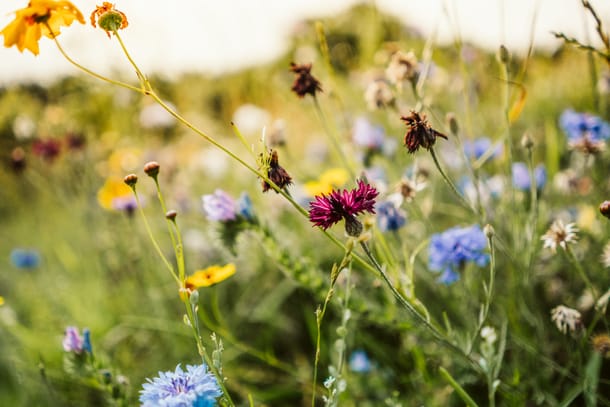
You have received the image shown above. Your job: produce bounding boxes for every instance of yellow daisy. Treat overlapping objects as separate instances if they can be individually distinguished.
[185,264,236,289]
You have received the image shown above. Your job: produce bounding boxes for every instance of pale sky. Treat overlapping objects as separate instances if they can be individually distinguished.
[1,0,609,84]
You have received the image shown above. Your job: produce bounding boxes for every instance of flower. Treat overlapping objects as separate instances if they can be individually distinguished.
[511,162,546,191]
[139,364,221,407]
[541,219,578,253]
[1,0,85,55]
[290,62,322,98]
[10,248,40,269]
[309,180,378,236]
[463,137,503,161]
[32,138,61,162]
[559,109,610,153]
[185,264,236,290]
[428,225,489,284]
[352,117,385,150]
[401,111,447,153]
[348,350,372,373]
[202,190,237,221]
[259,150,292,193]
[90,2,128,37]
[97,177,137,213]
[63,326,92,354]
[376,201,406,232]
[550,305,582,335]
[0,296,4,306]
[600,201,610,219]
[592,334,610,358]
[386,50,419,88]
[303,168,350,197]
[364,79,395,110]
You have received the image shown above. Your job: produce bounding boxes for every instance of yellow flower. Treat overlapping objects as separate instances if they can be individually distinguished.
[303,168,349,196]
[185,264,236,289]
[1,0,85,55]
[0,296,4,306]
[97,176,136,211]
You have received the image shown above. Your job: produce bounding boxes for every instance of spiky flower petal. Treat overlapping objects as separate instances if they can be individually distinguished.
[541,220,578,253]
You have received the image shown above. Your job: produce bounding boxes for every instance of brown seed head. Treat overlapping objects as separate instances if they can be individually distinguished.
[262,150,292,193]
[165,210,177,220]
[144,161,160,178]
[91,2,128,38]
[401,111,447,153]
[290,62,322,98]
[600,201,610,219]
[123,173,138,187]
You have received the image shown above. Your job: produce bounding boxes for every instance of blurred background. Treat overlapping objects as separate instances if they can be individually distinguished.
[2,0,610,84]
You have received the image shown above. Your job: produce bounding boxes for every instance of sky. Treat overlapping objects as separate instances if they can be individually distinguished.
[1,0,610,84]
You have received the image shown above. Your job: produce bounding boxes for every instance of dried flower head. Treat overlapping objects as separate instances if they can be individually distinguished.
[290,62,322,98]
[600,200,610,219]
[551,305,582,335]
[260,149,292,193]
[541,219,578,252]
[401,111,447,153]
[592,334,610,358]
[386,50,419,89]
[143,161,160,178]
[0,0,85,55]
[90,2,128,37]
[309,180,378,236]
[364,79,395,110]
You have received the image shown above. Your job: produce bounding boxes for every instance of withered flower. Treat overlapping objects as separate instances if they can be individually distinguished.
[90,2,128,37]
[260,149,292,193]
[290,62,322,98]
[400,111,447,153]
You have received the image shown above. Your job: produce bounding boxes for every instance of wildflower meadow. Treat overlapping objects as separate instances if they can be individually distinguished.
[3,1,610,406]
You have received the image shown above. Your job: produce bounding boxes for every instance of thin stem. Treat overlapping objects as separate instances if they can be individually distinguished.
[49,27,142,93]
[565,246,597,300]
[113,30,150,89]
[152,179,185,282]
[429,147,477,215]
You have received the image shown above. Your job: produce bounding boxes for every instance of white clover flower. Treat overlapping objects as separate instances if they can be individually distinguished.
[550,305,582,335]
[541,220,578,252]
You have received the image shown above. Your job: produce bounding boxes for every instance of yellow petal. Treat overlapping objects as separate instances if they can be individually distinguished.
[0,296,4,306]
[303,180,332,197]
[97,177,133,210]
[186,264,236,289]
[319,168,349,188]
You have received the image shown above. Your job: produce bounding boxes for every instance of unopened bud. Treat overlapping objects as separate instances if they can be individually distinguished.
[123,173,138,187]
[446,113,459,135]
[497,45,510,64]
[143,161,160,178]
[521,133,534,150]
[189,289,199,305]
[600,201,610,219]
[165,210,177,220]
[484,224,495,239]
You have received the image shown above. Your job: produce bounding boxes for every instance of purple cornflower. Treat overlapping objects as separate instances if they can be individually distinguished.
[309,180,378,236]
[428,225,489,284]
[139,364,221,407]
[376,201,406,232]
[463,137,502,160]
[202,190,237,221]
[560,109,610,153]
[512,162,546,191]
[63,327,92,354]
[352,117,385,150]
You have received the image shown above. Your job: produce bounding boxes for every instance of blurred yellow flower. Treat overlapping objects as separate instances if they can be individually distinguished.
[303,168,349,196]
[1,0,84,55]
[0,296,4,306]
[185,264,236,289]
[97,176,136,211]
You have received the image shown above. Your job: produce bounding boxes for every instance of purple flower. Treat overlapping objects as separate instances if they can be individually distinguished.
[463,137,502,160]
[63,327,91,354]
[512,162,546,191]
[428,225,489,284]
[139,364,221,407]
[309,180,378,236]
[376,201,406,232]
[352,117,385,150]
[348,350,372,373]
[202,190,237,221]
[560,109,610,153]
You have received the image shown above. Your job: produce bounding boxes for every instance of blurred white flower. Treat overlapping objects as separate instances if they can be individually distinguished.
[550,305,582,335]
[139,102,177,129]
[12,115,36,140]
[541,220,578,253]
[364,79,394,110]
[386,50,419,89]
[232,104,270,135]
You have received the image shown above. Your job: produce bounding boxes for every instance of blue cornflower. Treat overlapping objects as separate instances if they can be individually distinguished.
[376,201,406,232]
[63,326,92,354]
[560,109,610,153]
[463,137,502,160]
[352,117,385,150]
[139,364,221,407]
[348,350,372,373]
[10,248,40,269]
[428,225,489,284]
[202,190,237,222]
[235,192,255,221]
[512,162,546,191]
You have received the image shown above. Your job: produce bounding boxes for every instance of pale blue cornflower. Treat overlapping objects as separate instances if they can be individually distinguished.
[463,137,502,161]
[376,201,406,232]
[202,190,254,222]
[348,350,372,373]
[512,162,546,191]
[139,364,221,407]
[63,327,92,354]
[428,225,489,284]
[560,109,610,153]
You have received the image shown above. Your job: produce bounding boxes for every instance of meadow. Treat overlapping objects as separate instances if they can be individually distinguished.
[1,1,610,406]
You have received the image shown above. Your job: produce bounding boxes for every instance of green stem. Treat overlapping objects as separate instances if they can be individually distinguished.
[429,148,477,215]
[152,179,185,282]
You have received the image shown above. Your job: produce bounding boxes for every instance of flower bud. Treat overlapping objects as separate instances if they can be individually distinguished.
[446,113,459,136]
[484,224,495,239]
[600,201,610,219]
[497,45,510,64]
[144,161,160,178]
[521,133,534,150]
[165,210,177,220]
[189,289,199,306]
[98,11,125,33]
[123,173,138,187]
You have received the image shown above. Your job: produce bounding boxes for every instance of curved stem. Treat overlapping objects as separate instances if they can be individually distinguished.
[429,148,477,214]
